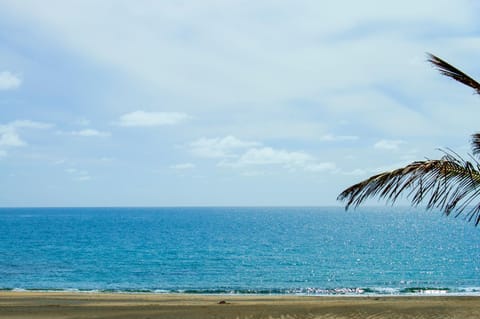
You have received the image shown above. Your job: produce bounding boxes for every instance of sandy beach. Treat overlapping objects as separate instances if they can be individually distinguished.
[0,292,478,319]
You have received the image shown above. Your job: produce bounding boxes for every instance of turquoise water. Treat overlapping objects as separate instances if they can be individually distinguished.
[0,207,479,295]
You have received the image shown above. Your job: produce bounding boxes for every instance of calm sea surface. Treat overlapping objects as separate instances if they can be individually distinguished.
[0,207,479,295]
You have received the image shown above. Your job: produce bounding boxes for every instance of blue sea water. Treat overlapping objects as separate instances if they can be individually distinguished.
[0,207,479,295]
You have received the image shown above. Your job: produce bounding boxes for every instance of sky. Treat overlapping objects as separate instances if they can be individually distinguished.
[1,0,480,207]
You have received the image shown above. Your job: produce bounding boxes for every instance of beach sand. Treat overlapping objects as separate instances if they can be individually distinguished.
[0,292,479,318]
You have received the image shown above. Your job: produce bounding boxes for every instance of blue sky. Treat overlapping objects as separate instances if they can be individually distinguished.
[1,0,480,206]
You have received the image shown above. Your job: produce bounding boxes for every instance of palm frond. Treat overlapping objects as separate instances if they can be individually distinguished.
[427,53,480,94]
[471,133,480,158]
[337,151,480,225]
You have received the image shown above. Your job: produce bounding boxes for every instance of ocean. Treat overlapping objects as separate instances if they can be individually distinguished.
[0,207,479,295]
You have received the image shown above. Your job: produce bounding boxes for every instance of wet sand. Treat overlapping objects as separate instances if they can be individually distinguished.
[0,292,479,318]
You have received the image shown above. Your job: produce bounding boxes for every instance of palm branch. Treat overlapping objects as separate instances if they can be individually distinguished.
[337,141,480,225]
[338,55,480,225]
[427,53,480,94]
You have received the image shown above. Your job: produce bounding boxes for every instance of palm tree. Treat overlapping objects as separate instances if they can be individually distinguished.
[337,54,480,226]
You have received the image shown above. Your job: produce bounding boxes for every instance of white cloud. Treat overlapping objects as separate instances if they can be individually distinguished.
[70,129,110,137]
[170,163,195,170]
[236,147,313,166]
[0,71,21,90]
[76,118,91,126]
[241,170,266,177]
[374,139,405,150]
[0,130,25,147]
[53,159,66,165]
[0,120,51,150]
[222,146,336,173]
[76,175,92,181]
[319,134,359,142]
[117,111,189,127]
[191,136,337,174]
[65,168,91,181]
[99,157,115,162]
[8,120,51,129]
[190,135,260,158]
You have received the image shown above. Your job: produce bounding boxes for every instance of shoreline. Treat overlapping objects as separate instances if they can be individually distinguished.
[2,287,480,297]
[3,291,480,297]
[1,291,479,318]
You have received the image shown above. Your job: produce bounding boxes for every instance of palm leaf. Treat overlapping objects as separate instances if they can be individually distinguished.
[471,133,480,158]
[337,150,480,226]
[427,53,480,94]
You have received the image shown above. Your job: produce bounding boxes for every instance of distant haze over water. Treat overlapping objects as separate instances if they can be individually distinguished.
[0,207,479,295]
